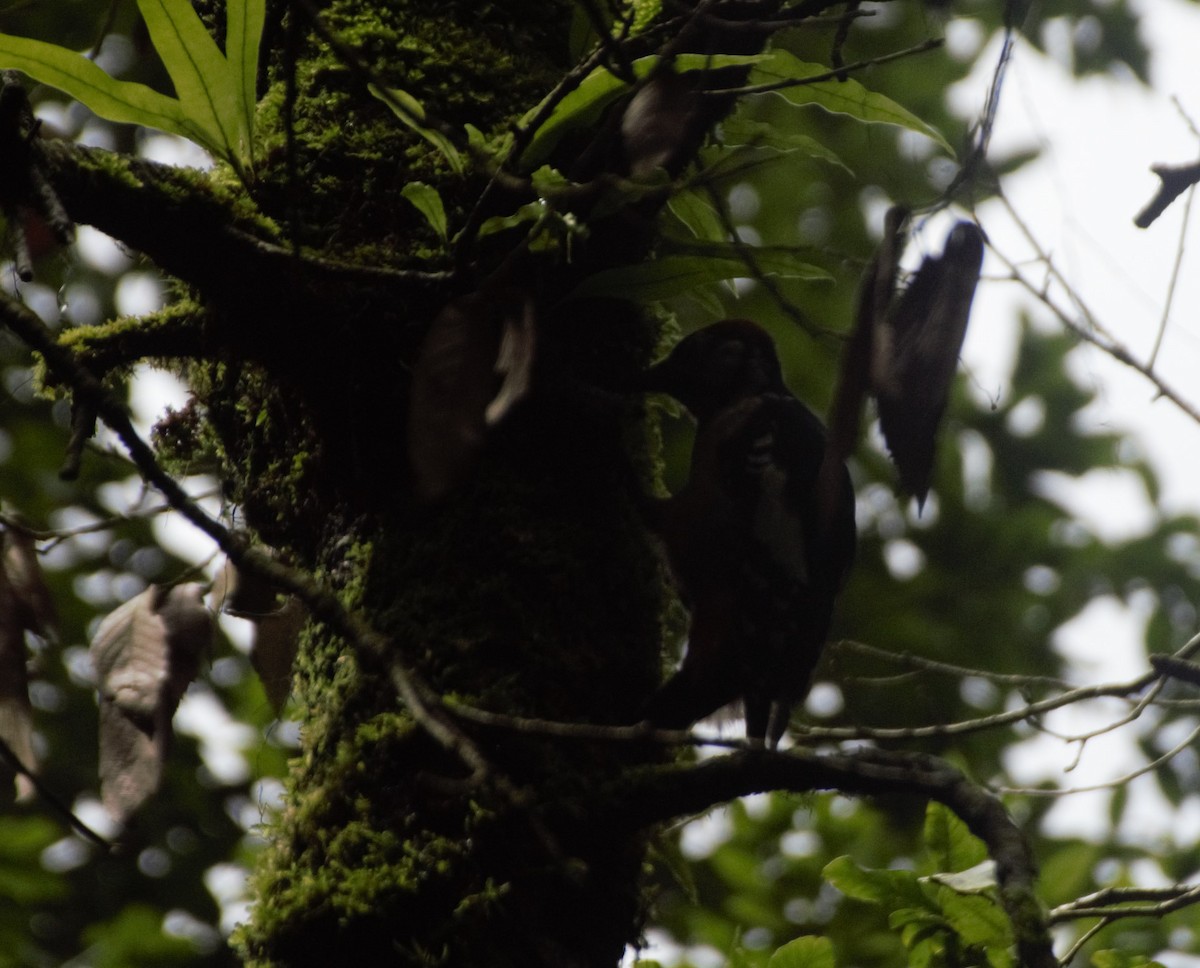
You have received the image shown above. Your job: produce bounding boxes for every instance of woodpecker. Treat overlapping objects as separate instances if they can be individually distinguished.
[641,320,856,747]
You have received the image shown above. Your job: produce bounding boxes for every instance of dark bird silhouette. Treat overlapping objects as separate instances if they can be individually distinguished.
[641,320,856,746]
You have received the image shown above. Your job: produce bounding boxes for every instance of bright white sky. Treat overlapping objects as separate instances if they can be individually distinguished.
[954,0,1200,522]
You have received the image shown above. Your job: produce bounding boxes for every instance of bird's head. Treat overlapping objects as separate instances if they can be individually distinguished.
[642,319,787,421]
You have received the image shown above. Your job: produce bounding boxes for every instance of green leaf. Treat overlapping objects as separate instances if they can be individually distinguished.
[0,816,67,904]
[720,116,851,172]
[768,936,836,968]
[401,182,448,242]
[936,890,1012,949]
[569,253,828,304]
[475,201,548,240]
[82,903,195,968]
[0,34,197,142]
[741,248,832,281]
[369,84,465,174]
[749,50,954,156]
[1091,952,1168,968]
[225,0,265,157]
[824,856,927,909]
[667,191,727,243]
[520,52,767,169]
[923,802,989,872]
[137,0,245,163]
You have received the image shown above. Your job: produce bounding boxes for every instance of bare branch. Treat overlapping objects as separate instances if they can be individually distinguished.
[1147,168,1195,369]
[1151,652,1200,687]
[991,720,1200,798]
[606,746,1056,968]
[0,491,219,550]
[1134,160,1200,229]
[1051,883,1200,924]
[714,38,944,97]
[992,192,1200,427]
[808,629,1200,743]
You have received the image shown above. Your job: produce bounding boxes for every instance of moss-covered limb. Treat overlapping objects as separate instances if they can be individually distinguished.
[603,748,1056,968]
[56,302,212,375]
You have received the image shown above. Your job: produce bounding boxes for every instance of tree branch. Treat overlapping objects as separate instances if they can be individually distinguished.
[1051,883,1200,924]
[0,736,111,849]
[1134,160,1200,229]
[714,38,944,97]
[992,191,1200,427]
[605,746,1056,968]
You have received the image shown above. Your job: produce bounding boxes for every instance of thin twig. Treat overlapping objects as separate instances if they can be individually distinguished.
[1051,883,1200,924]
[0,492,221,548]
[807,629,1200,743]
[1056,917,1110,966]
[0,738,111,849]
[990,719,1200,798]
[1147,99,1200,368]
[701,180,826,338]
[1147,177,1194,369]
[714,38,944,97]
[835,639,1076,690]
[993,192,1200,426]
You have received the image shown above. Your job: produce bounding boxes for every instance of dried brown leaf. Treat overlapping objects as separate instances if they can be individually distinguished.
[250,597,305,713]
[0,564,35,800]
[157,584,212,704]
[485,296,536,426]
[620,69,703,179]
[407,292,502,502]
[92,583,212,821]
[408,291,537,501]
[212,555,281,617]
[3,527,58,641]
[873,221,984,507]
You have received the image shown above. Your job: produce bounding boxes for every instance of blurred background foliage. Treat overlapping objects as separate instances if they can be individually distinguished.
[0,0,1198,965]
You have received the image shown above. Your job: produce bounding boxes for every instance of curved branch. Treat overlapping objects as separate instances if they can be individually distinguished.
[605,746,1055,968]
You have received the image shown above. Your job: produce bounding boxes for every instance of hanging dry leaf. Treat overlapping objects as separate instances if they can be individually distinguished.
[4,526,59,641]
[211,555,279,617]
[0,563,35,800]
[408,290,537,501]
[408,292,502,502]
[91,583,213,822]
[250,596,305,713]
[872,221,984,508]
[621,68,704,179]
[210,556,303,712]
[485,296,536,426]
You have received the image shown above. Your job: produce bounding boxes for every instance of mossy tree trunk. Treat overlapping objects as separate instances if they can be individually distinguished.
[24,0,749,964]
